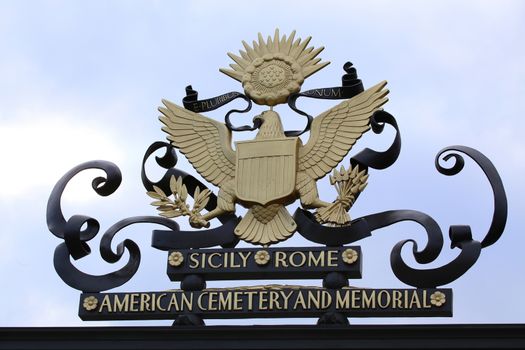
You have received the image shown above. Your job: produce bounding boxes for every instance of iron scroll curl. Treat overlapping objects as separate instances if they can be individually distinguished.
[46,160,185,292]
[295,144,508,288]
[48,142,242,293]
[435,146,507,248]
[389,146,507,287]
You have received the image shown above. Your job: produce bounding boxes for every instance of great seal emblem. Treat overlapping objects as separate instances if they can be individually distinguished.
[157,30,388,246]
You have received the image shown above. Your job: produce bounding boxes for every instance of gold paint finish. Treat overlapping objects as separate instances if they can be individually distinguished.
[235,138,298,205]
[316,164,369,226]
[341,248,359,265]
[83,296,98,311]
[430,291,446,307]
[220,29,329,106]
[147,176,211,228]
[168,251,184,267]
[254,250,270,266]
[158,32,389,246]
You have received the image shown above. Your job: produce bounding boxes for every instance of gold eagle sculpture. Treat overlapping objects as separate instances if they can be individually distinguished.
[157,30,389,246]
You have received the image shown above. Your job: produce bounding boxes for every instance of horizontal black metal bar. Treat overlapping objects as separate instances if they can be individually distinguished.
[2,324,525,350]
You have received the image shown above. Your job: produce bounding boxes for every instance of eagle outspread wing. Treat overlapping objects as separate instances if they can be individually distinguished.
[159,99,236,187]
[298,81,389,180]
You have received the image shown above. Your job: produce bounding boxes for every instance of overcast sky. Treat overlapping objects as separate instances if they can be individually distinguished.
[0,0,524,326]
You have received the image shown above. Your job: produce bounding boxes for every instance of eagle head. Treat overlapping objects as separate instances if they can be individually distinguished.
[253,110,285,139]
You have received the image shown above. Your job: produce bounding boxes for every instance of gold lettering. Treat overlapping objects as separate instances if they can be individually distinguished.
[181,293,193,311]
[219,292,232,310]
[114,294,129,312]
[409,291,422,309]
[363,290,376,309]
[156,293,167,312]
[336,290,350,309]
[222,253,229,268]
[197,292,207,311]
[130,293,140,312]
[392,290,402,309]
[140,293,151,312]
[280,290,294,309]
[351,290,361,309]
[167,293,180,311]
[377,290,391,309]
[207,292,218,311]
[200,253,205,268]
[238,252,251,268]
[229,253,240,268]
[150,294,156,312]
[307,291,320,309]
[275,251,288,267]
[189,253,199,268]
[321,290,332,309]
[294,291,307,310]
[327,250,338,267]
[258,291,268,310]
[290,251,306,267]
[245,291,257,311]
[208,253,222,269]
[269,291,281,310]
[233,291,243,311]
[99,295,112,313]
[423,290,431,308]
[308,251,324,267]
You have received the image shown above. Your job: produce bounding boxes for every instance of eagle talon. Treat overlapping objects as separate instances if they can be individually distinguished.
[190,215,210,228]
[189,214,210,229]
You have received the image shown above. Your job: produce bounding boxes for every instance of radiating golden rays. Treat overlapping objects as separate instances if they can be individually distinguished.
[220,29,330,106]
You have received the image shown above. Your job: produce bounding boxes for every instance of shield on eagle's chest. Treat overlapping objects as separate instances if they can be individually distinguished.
[235,138,299,205]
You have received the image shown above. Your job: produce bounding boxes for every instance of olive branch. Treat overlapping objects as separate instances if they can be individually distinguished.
[147,175,211,227]
[315,164,368,226]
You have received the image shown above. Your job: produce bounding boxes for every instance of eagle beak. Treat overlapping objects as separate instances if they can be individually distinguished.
[253,114,263,128]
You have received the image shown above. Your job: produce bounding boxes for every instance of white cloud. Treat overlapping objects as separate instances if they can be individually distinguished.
[0,114,124,198]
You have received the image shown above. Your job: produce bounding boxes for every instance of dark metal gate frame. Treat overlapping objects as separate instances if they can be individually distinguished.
[2,324,525,350]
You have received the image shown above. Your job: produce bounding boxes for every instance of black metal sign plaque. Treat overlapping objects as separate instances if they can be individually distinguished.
[166,246,362,281]
[79,288,452,321]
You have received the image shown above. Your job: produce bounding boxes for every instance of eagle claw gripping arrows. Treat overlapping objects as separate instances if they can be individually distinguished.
[47,30,507,325]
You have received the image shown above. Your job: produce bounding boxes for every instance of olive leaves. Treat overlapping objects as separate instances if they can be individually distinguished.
[147,176,211,227]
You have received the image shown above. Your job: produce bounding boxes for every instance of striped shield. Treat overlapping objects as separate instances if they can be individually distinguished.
[235,138,299,205]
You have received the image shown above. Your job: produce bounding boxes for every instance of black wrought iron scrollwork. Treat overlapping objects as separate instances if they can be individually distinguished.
[48,141,243,293]
[295,144,508,288]
[389,146,507,288]
[47,160,184,292]
[435,146,507,248]
[47,161,123,259]
[351,110,401,171]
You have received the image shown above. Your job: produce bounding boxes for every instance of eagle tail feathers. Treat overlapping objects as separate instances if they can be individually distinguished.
[235,205,296,246]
